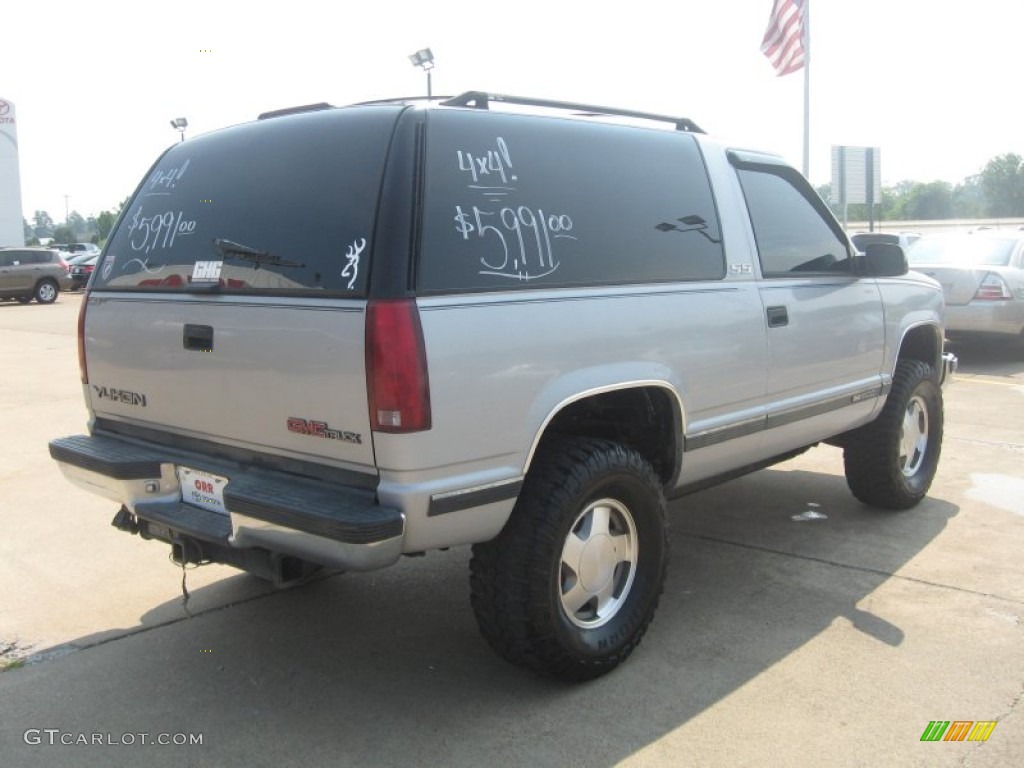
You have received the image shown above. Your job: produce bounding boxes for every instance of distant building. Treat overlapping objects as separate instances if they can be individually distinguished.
[0,97,25,247]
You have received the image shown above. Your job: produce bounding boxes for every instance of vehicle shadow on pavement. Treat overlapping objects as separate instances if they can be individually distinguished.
[949,339,1024,377]
[0,464,959,767]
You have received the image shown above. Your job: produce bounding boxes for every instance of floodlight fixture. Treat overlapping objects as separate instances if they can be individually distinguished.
[408,48,435,99]
[170,117,188,142]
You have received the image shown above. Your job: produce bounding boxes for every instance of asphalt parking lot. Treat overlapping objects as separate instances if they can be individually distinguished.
[1,291,1022,767]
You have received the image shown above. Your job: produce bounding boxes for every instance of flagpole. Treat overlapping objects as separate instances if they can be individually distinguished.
[802,0,810,178]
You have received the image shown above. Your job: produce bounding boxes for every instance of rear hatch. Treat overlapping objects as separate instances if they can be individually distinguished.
[84,105,405,471]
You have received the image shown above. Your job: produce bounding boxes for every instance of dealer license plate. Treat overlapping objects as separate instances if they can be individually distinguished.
[177,467,229,516]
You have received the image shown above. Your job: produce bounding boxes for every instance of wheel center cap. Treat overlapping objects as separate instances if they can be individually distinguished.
[579,534,616,592]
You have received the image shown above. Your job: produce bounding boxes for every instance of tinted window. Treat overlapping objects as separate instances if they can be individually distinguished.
[418,112,724,292]
[738,168,852,276]
[5,250,43,264]
[93,106,402,296]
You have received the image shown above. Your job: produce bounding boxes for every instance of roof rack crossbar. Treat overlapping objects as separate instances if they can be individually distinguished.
[439,91,704,134]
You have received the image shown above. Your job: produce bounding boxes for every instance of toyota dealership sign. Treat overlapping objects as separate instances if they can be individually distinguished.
[0,97,24,247]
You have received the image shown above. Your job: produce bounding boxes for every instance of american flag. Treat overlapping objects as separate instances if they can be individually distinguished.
[761,0,806,76]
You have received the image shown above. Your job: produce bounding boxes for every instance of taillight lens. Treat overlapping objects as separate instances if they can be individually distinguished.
[973,273,1012,301]
[366,299,431,432]
[77,293,89,384]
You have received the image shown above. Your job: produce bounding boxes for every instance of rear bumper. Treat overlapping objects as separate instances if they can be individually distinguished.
[945,301,1024,337]
[49,433,404,572]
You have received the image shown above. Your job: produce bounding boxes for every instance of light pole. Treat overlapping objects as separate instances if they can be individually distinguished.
[408,48,435,99]
[170,117,188,143]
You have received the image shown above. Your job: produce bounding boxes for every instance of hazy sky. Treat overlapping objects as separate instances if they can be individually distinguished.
[2,0,1020,223]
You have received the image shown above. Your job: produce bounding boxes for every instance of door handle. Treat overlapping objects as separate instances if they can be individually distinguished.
[183,324,214,352]
[766,306,789,328]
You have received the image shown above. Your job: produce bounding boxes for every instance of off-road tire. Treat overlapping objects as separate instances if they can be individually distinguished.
[469,437,668,682]
[843,359,943,509]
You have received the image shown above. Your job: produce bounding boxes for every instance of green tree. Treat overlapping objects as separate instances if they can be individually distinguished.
[23,217,33,240]
[33,210,54,238]
[68,211,86,238]
[952,176,985,218]
[51,224,73,244]
[95,210,118,242]
[890,181,953,220]
[979,153,1024,217]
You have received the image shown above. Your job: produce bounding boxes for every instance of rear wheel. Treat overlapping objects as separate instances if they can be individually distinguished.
[843,359,943,509]
[34,280,58,304]
[470,437,668,681]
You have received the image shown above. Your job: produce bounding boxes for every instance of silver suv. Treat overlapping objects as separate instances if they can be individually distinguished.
[0,247,72,303]
[50,92,956,680]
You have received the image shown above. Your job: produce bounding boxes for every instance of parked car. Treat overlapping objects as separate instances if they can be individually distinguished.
[849,231,921,254]
[66,243,101,257]
[49,91,955,680]
[0,247,72,303]
[907,232,1024,348]
[69,255,99,291]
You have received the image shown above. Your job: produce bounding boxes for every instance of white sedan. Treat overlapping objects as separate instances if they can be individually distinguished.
[907,232,1024,348]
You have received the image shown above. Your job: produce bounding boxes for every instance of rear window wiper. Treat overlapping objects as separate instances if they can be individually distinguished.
[213,238,305,269]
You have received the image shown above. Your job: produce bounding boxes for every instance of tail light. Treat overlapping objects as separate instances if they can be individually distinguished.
[366,299,431,432]
[77,293,89,384]
[973,273,1012,301]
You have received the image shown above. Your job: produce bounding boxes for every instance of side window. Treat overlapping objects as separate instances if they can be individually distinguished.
[738,168,852,277]
[419,113,725,293]
[0,253,12,267]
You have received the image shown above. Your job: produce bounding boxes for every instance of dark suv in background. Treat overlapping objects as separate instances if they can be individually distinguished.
[0,247,72,303]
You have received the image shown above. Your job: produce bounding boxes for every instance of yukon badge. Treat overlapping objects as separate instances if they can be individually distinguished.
[92,385,147,407]
[287,417,362,445]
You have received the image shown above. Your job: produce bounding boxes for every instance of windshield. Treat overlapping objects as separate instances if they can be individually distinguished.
[93,106,401,296]
[907,235,1016,267]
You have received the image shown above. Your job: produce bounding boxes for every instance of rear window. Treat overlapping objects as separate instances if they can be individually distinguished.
[418,111,725,293]
[93,106,401,296]
[907,236,1016,267]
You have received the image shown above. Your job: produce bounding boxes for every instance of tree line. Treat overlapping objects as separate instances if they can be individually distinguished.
[817,153,1024,222]
[21,153,1024,247]
[23,198,127,246]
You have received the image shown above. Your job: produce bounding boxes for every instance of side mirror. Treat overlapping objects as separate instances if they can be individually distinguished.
[861,242,908,277]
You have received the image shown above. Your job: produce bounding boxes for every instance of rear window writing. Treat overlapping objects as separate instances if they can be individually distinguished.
[94,106,401,296]
[418,112,725,292]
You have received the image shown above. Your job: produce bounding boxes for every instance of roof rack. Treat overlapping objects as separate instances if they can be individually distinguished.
[258,103,334,120]
[438,91,704,134]
[352,95,449,107]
